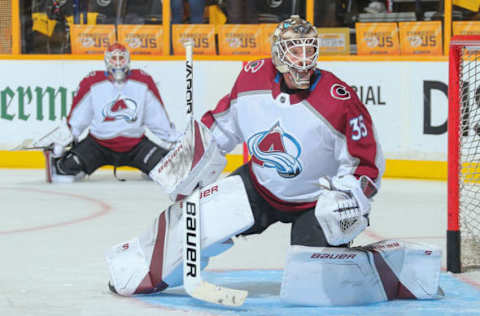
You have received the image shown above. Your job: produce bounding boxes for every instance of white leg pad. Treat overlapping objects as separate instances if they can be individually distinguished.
[105,238,149,295]
[363,239,443,300]
[105,175,254,296]
[280,239,443,306]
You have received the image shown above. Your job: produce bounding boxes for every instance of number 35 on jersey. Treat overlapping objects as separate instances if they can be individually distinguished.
[349,115,368,141]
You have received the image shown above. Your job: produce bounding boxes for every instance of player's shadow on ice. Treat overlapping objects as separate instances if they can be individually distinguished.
[228,281,281,297]
[163,281,281,297]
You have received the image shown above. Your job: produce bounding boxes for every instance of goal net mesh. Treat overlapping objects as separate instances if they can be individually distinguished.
[458,44,480,270]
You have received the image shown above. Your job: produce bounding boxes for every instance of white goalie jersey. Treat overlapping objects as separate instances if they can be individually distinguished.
[201,59,385,211]
[68,70,180,152]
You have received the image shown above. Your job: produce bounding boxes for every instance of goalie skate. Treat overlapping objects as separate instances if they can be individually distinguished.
[44,150,85,183]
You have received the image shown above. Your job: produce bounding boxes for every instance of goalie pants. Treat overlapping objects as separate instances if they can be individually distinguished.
[232,164,335,247]
[57,135,168,175]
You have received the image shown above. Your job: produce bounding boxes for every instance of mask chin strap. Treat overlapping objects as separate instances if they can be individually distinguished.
[109,68,127,83]
[112,70,126,82]
[289,69,313,89]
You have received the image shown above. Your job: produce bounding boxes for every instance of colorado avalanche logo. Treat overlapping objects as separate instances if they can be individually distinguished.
[244,60,265,73]
[330,83,351,100]
[103,95,138,122]
[248,122,302,178]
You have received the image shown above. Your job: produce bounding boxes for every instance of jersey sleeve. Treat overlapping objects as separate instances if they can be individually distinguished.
[336,94,385,183]
[143,78,182,143]
[67,77,94,140]
[201,92,243,154]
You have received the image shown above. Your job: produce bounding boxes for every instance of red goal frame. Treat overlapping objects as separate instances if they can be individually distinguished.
[447,35,480,273]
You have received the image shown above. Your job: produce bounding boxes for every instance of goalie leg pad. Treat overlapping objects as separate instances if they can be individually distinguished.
[280,240,442,306]
[362,239,443,300]
[105,175,254,296]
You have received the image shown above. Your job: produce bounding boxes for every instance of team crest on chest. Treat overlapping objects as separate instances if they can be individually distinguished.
[247,122,302,178]
[103,95,138,122]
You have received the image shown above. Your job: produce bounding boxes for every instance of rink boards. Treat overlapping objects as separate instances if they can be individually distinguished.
[0,59,451,179]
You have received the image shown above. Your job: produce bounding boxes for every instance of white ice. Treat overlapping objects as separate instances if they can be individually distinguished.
[0,169,478,316]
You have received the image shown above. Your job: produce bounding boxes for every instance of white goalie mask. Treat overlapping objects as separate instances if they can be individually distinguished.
[271,15,319,89]
[105,43,130,83]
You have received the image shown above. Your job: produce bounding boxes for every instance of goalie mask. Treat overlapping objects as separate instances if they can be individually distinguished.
[105,43,130,83]
[272,15,319,89]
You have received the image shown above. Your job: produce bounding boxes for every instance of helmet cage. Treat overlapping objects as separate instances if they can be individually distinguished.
[275,37,319,72]
[105,45,130,83]
[271,15,320,89]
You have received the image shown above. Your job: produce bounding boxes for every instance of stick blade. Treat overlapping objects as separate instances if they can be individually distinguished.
[187,281,248,307]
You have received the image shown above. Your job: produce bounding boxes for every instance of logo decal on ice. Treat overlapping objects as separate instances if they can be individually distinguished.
[244,60,265,73]
[330,83,351,100]
[103,95,138,122]
[248,122,302,178]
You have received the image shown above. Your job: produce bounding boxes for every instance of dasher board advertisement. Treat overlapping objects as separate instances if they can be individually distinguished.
[355,23,400,55]
[70,25,115,54]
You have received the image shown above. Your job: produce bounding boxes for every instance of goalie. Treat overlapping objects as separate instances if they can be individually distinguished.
[43,43,181,183]
[106,16,443,305]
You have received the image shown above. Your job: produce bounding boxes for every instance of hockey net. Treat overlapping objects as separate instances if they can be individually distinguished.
[448,35,480,273]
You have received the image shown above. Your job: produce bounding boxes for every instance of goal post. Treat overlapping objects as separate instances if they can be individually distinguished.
[448,35,480,273]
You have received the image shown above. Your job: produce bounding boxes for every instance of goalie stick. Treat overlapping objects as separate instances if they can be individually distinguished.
[9,126,61,151]
[182,40,248,307]
[9,138,35,151]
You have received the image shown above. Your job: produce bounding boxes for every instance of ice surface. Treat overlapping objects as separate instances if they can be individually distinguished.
[0,169,478,316]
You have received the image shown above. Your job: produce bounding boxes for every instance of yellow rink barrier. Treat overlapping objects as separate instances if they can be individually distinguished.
[260,24,277,56]
[398,21,443,56]
[0,151,447,180]
[70,25,116,55]
[317,27,351,56]
[172,24,216,56]
[355,23,400,56]
[118,25,164,55]
[453,21,480,36]
[218,25,263,56]
[3,0,457,58]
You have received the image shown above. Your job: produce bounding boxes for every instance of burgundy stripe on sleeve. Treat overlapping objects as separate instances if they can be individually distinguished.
[346,102,381,181]
[201,94,232,128]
